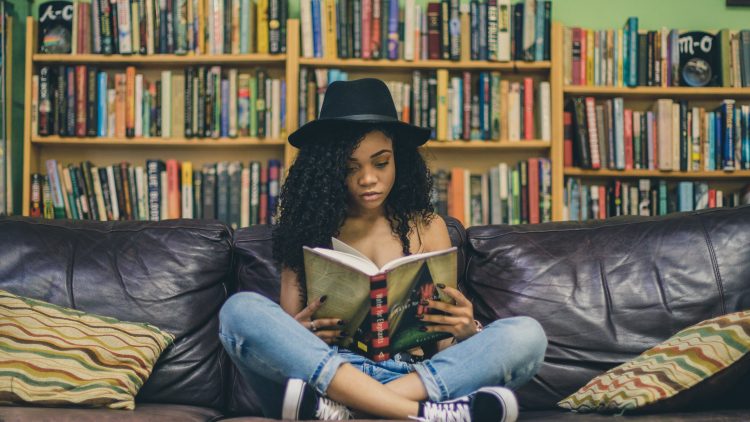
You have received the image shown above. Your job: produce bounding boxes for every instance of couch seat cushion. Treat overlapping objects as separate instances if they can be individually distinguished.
[0,403,222,421]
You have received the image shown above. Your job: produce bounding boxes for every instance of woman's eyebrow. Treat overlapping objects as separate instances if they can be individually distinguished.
[348,150,393,162]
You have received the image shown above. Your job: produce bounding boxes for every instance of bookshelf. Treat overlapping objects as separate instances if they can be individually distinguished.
[22,16,296,217]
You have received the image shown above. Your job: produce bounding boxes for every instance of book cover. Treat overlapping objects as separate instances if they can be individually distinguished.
[305,240,457,361]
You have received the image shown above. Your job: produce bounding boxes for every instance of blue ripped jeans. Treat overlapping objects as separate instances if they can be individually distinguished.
[218,292,547,418]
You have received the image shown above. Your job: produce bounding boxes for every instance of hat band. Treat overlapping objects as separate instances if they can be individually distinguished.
[325,113,399,122]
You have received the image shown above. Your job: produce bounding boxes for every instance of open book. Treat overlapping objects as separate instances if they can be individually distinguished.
[303,238,458,361]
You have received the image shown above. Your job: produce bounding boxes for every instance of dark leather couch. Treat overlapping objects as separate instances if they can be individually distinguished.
[1,205,749,421]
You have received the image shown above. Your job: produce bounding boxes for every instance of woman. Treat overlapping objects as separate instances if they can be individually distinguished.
[219,78,547,422]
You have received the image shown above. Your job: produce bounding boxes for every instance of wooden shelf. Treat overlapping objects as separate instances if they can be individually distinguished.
[565,168,750,180]
[423,140,551,150]
[564,86,750,98]
[31,136,285,147]
[32,53,286,66]
[299,57,551,72]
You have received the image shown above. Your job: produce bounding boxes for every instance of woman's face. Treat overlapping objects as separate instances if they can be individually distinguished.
[345,130,396,215]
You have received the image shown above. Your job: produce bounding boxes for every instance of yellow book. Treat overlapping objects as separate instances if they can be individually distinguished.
[198,0,206,54]
[325,0,338,59]
[500,80,509,141]
[436,69,448,141]
[181,161,193,218]
[256,0,269,54]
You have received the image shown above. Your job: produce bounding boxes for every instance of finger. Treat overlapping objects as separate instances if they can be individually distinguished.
[313,318,345,329]
[315,330,345,341]
[419,314,466,326]
[419,324,455,336]
[295,295,328,321]
[439,286,472,307]
[423,299,471,317]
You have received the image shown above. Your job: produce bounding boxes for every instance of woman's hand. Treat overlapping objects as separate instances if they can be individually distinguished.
[294,295,346,345]
[419,286,479,343]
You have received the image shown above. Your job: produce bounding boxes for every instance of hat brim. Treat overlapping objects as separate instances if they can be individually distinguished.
[288,118,432,149]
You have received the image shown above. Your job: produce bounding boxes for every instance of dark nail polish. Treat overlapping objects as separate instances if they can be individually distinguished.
[437,283,446,289]
[337,320,346,326]
[340,332,348,336]
[419,326,428,332]
[320,295,328,303]
[416,314,424,320]
[420,300,430,306]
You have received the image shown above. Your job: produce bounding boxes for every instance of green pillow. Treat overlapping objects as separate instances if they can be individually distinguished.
[558,310,750,414]
[0,289,174,410]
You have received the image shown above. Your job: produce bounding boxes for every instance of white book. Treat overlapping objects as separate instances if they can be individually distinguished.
[451,77,461,140]
[161,70,172,138]
[300,0,314,58]
[229,69,238,138]
[522,0,536,60]
[91,167,107,221]
[146,0,155,54]
[402,83,411,122]
[463,169,471,226]
[182,162,193,219]
[271,78,281,139]
[135,74,143,137]
[508,82,520,141]
[539,81,550,141]
[404,0,415,61]
[319,0,328,57]
[499,162,509,223]
[106,166,120,221]
[487,0,498,61]
[135,166,147,221]
[655,99,673,170]
[160,170,168,220]
[116,0,132,54]
[614,97,625,170]
[241,167,250,227]
[266,78,272,138]
[213,0,224,53]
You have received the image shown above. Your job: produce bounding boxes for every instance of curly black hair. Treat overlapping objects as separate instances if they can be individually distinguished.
[272,124,435,285]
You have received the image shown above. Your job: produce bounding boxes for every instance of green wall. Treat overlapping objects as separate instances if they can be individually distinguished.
[10,0,750,215]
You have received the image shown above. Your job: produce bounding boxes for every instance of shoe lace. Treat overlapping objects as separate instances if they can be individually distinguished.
[315,396,352,420]
[411,400,472,422]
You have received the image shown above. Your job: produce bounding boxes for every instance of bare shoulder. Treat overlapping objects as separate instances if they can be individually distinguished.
[417,214,452,252]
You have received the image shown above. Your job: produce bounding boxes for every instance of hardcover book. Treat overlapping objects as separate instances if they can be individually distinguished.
[305,239,457,362]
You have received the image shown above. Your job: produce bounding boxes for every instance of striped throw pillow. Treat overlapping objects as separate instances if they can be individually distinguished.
[0,289,174,410]
[558,310,750,413]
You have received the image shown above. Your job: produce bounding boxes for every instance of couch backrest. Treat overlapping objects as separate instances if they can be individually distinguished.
[464,205,750,410]
[0,217,234,410]
[225,216,467,416]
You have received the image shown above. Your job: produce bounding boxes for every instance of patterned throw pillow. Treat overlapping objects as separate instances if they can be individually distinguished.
[558,310,750,413]
[0,289,174,410]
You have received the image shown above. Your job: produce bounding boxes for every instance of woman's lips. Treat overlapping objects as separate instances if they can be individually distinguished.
[361,192,381,201]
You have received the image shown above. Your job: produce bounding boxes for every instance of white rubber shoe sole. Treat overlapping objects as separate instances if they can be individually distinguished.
[281,378,307,420]
[475,386,519,422]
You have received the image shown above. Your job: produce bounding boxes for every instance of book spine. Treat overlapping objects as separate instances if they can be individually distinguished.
[369,273,389,362]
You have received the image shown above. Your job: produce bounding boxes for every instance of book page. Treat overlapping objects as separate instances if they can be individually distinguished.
[331,237,374,263]
[381,246,457,272]
[303,247,373,346]
[308,246,380,276]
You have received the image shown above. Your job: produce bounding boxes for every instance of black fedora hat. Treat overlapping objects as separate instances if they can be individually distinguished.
[288,78,431,148]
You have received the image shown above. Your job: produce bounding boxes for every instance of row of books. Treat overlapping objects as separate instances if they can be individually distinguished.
[31,158,284,228]
[565,97,750,172]
[300,68,551,142]
[300,0,551,62]
[33,65,285,139]
[564,178,750,221]
[432,158,552,227]
[39,0,287,56]
[564,18,750,88]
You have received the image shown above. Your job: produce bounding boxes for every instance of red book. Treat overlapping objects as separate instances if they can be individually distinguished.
[449,167,465,226]
[708,189,717,208]
[166,159,181,219]
[426,3,441,60]
[75,65,87,137]
[361,0,373,59]
[126,66,136,138]
[572,28,581,85]
[260,166,268,224]
[462,72,471,139]
[598,186,607,219]
[371,0,382,58]
[624,109,634,170]
[580,29,587,85]
[564,111,574,167]
[523,78,534,140]
[527,158,540,224]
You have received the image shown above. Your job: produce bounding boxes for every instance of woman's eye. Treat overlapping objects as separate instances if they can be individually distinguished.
[375,161,389,168]
[347,167,358,173]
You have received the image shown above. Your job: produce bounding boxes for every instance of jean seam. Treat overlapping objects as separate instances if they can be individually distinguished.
[309,348,345,396]
[414,360,450,401]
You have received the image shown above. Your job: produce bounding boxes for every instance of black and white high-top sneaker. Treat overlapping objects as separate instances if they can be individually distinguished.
[415,387,519,422]
[281,378,352,420]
